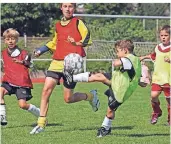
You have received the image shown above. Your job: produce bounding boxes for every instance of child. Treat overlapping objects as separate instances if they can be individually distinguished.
[0,28,40,126]
[139,61,151,87]
[30,3,99,134]
[140,25,170,125]
[64,39,142,137]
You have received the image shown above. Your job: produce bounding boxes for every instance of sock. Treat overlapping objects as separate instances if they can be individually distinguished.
[37,116,47,128]
[102,116,113,130]
[28,104,40,117]
[73,72,90,82]
[0,104,6,116]
[85,92,93,101]
[151,101,162,114]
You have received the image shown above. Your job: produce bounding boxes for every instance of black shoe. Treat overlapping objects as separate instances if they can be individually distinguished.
[97,127,111,137]
[63,68,74,85]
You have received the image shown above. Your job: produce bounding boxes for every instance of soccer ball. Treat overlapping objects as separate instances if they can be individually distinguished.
[64,53,84,75]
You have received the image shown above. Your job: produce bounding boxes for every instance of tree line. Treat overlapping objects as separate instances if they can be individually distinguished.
[1,3,170,42]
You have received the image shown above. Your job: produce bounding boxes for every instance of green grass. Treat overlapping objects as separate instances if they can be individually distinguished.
[1,83,170,144]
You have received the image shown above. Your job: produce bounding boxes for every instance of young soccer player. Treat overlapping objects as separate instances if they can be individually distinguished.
[64,39,142,137]
[140,25,170,125]
[30,3,99,134]
[0,28,40,126]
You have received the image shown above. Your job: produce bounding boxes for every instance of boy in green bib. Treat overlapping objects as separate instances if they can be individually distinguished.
[64,39,141,137]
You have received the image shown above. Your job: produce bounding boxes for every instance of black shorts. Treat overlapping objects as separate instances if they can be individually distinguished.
[46,71,77,89]
[1,82,32,101]
[103,73,112,80]
[104,87,122,111]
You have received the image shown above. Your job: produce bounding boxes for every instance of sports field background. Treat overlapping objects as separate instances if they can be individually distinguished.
[1,83,170,144]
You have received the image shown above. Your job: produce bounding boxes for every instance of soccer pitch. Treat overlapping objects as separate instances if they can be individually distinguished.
[1,83,170,144]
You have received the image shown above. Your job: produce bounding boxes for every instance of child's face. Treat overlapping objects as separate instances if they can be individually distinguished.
[4,37,17,49]
[159,30,170,46]
[61,3,75,19]
[115,47,127,58]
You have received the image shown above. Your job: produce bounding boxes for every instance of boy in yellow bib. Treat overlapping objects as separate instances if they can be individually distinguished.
[141,25,170,125]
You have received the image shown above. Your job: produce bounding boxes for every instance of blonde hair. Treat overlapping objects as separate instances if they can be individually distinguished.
[115,39,134,53]
[3,28,20,40]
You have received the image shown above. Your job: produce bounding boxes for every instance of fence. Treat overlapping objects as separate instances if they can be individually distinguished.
[1,14,169,75]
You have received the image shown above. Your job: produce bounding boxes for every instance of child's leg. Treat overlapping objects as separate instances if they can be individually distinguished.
[97,88,121,137]
[18,99,40,117]
[0,87,8,125]
[163,87,170,125]
[150,88,162,124]
[16,87,40,117]
[88,73,111,86]
[165,97,170,125]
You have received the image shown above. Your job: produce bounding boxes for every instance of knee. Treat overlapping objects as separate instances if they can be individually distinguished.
[18,102,28,110]
[0,87,8,96]
[64,97,72,103]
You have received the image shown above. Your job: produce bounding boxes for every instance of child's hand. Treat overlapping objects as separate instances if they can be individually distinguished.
[67,36,76,45]
[164,56,170,63]
[13,58,23,64]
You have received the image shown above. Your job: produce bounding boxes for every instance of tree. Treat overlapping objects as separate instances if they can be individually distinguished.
[1,3,61,36]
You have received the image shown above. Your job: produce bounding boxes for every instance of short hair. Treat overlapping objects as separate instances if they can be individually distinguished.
[114,39,134,53]
[60,3,76,8]
[3,28,20,40]
[159,25,170,34]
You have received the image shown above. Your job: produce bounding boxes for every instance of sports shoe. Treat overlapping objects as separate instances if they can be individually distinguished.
[89,90,100,112]
[1,115,7,126]
[97,127,111,137]
[63,68,74,85]
[150,113,162,124]
[30,125,44,134]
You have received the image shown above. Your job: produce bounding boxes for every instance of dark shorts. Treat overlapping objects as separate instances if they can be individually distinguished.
[103,73,112,80]
[104,87,122,111]
[1,82,32,101]
[46,71,77,89]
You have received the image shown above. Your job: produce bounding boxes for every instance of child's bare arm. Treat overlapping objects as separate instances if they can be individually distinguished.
[139,54,151,61]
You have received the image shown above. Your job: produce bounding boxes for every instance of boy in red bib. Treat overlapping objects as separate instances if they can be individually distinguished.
[0,28,40,126]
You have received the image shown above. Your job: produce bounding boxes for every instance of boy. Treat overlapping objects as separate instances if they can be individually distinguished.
[0,28,40,126]
[140,25,170,125]
[30,3,99,134]
[64,40,142,137]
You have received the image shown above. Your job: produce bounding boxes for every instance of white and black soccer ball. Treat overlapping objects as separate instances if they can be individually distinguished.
[64,53,84,75]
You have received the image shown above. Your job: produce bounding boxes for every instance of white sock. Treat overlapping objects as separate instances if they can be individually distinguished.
[73,72,90,82]
[0,104,6,116]
[28,104,40,117]
[102,116,113,130]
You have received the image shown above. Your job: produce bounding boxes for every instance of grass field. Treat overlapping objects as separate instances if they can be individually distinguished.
[1,83,170,144]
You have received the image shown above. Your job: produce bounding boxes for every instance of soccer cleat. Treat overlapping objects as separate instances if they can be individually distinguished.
[1,115,7,126]
[89,90,100,112]
[63,68,74,85]
[150,113,162,124]
[30,125,44,134]
[97,127,111,137]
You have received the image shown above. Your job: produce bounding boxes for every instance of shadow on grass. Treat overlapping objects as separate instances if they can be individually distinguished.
[110,133,170,137]
[3,123,64,129]
[51,125,134,133]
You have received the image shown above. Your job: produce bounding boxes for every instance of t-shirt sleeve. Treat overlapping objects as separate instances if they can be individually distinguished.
[120,57,133,70]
